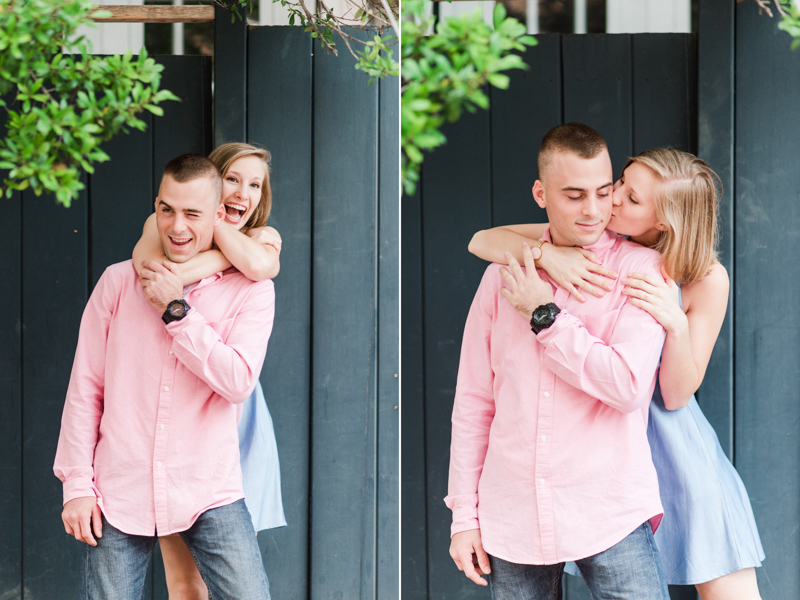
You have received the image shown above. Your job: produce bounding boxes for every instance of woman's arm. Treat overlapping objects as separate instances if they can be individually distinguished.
[132,213,233,286]
[622,262,729,410]
[469,224,548,264]
[469,223,617,301]
[213,222,280,281]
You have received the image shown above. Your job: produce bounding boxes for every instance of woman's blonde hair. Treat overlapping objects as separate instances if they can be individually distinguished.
[623,148,720,285]
[208,142,273,229]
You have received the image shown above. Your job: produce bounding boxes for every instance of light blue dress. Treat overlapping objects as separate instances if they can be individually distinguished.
[566,290,764,584]
[238,380,286,531]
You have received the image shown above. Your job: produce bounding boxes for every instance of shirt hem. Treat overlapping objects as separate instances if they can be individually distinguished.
[482,510,663,565]
[101,494,246,537]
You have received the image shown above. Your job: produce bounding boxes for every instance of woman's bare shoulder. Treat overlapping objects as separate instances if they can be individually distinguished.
[682,261,729,312]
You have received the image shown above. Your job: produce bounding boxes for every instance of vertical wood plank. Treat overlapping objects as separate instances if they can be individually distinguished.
[421,109,492,600]
[311,30,379,600]
[153,56,213,197]
[0,108,22,600]
[562,34,633,175]
[22,187,88,598]
[214,4,247,146]
[632,34,697,155]
[490,35,561,227]
[377,64,400,600]
[735,2,800,597]
[247,25,313,600]
[90,117,154,287]
[696,0,735,459]
[400,186,428,600]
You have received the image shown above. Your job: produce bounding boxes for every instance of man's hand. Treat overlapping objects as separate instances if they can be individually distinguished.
[62,496,102,546]
[139,260,183,314]
[500,242,556,322]
[449,529,491,586]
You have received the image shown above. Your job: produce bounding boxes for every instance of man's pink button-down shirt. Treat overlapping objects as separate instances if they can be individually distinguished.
[445,230,666,565]
[53,260,274,536]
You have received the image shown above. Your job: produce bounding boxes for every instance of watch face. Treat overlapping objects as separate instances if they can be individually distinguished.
[533,306,554,327]
[169,302,186,317]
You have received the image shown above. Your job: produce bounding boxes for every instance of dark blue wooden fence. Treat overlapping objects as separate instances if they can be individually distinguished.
[402,2,800,597]
[0,20,398,600]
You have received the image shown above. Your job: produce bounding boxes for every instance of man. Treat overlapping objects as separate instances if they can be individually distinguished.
[445,124,669,599]
[54,154,273,599]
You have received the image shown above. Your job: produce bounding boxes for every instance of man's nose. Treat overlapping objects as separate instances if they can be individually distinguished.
[611,188,622,207]
[172,215,187,233]
[583,196,601,218]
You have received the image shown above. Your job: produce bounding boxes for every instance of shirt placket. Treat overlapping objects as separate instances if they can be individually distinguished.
[153,329,177,534]
[535,273,566,563]
[534,366,557,563]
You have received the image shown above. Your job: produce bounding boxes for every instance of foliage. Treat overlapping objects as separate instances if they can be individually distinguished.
[401,0,537,195]
[0,0,179,207]
[750,0,800,47]
[220,0,398,83]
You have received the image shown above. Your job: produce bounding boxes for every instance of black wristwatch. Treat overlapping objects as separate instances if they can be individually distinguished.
[530,303,561,334]
[162,299,191,324]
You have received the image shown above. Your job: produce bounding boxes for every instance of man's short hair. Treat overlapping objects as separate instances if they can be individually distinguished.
[538,123,608,183]
[162,154,223,203]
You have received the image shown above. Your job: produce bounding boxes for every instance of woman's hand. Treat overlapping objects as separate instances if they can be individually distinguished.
[622,268,687,334]
[245,225,282,253]
[537,243,618,302]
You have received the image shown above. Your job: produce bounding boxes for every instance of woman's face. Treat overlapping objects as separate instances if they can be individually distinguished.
[609,161,664,244]
[220,155,266,230]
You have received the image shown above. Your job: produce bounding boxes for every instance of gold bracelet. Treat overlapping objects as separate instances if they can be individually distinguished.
[534,239,547,259]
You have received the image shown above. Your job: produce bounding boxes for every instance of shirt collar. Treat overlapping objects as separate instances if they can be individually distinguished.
[542,226,618,261]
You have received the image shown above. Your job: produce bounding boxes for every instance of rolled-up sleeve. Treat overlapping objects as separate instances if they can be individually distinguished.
[166,279,275,404]
[536,257,666,413]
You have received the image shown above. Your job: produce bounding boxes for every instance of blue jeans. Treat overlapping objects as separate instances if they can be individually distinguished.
[80,499,270,600]
[489,522,669,600]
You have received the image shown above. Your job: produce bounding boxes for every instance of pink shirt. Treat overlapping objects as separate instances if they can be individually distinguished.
[53,260,274,536]
[445,229,666,565]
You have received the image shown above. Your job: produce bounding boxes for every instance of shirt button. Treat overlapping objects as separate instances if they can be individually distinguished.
[541,435,548,442]
[543,391,550,398]
[168,350,174,355]
[164,386,170,392]
[160,424,165,430]
[539,479,547,485]
[156,461,162,467]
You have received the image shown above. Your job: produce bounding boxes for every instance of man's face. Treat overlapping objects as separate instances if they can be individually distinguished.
[532,149,614,247]
[155,175,225,263]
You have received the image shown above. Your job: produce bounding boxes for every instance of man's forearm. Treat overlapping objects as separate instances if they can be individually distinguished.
[536,308,665,413]
[165,289,274,404]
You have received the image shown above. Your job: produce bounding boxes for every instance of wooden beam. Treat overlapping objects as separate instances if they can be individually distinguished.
[90,5,215,23]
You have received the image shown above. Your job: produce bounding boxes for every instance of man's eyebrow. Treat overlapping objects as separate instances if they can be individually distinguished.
[561,186,588,193]
[597,181,613,191]
[157,199,203,215]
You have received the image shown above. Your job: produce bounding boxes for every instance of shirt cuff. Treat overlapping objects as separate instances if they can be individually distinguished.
[535,309,579,345]
[445,493,480,537]
[164,307,206,336]
[63,477,97,506]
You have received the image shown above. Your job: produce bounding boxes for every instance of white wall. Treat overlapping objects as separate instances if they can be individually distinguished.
[77,0,145,55]
[606,0,691,34]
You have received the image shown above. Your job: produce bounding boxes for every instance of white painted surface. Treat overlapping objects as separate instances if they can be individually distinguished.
[438,0,494,27]
[607,0,691,33]
[77,0,144,55]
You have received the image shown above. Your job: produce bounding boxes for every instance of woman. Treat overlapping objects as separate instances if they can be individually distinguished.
[133,142,286,600]
[469,149,764,600]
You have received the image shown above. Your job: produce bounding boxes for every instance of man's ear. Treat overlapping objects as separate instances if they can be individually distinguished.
[532,180,547,209]
[213,201,226,226]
